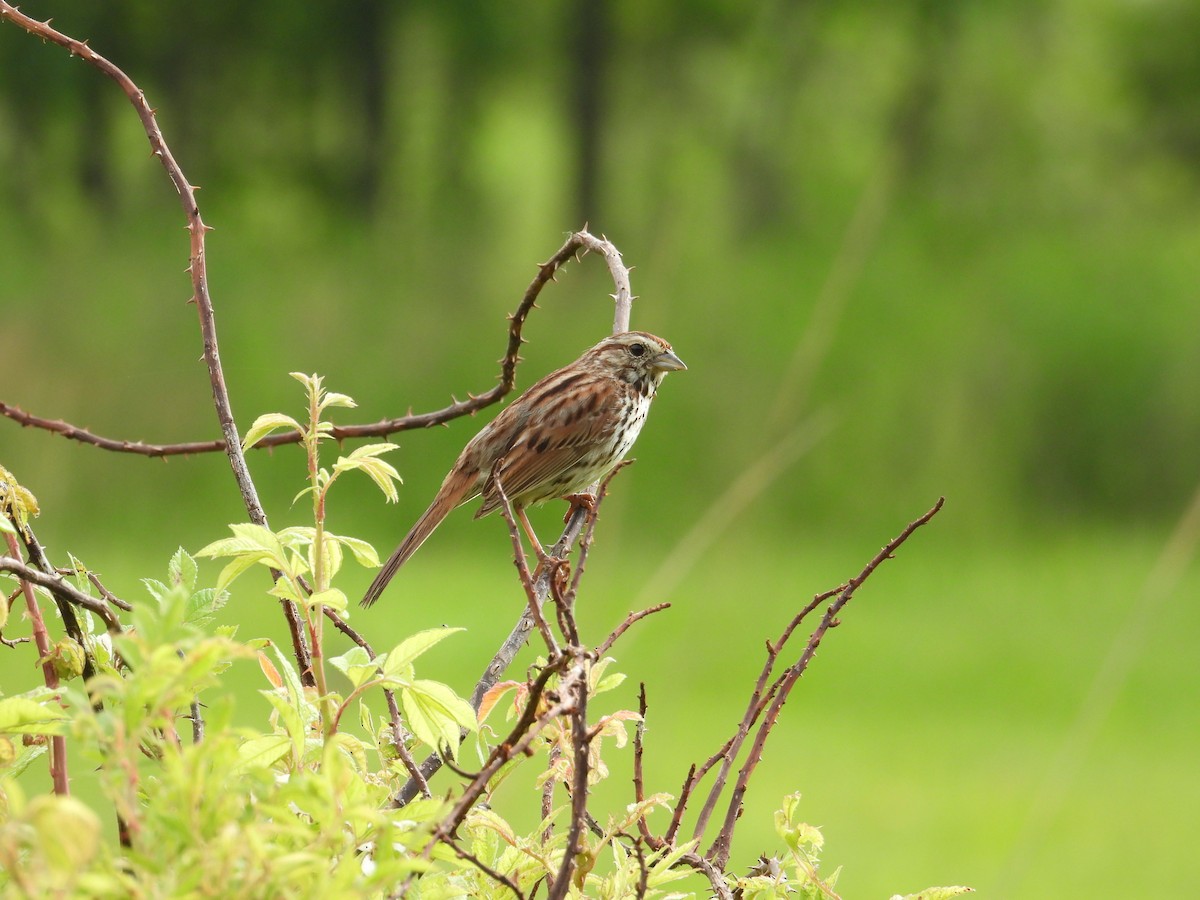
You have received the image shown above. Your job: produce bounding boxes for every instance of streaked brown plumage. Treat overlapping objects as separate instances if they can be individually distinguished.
[361,331,686,607]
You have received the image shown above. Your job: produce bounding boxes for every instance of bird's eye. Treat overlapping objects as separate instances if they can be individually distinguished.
[629,342,646,357]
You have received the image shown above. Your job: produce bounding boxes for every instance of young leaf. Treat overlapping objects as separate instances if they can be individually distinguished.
[307,587,348,615]
[320,391,357,411]
[168,547,198,592]
[242,412,304,451]
[329,646,377,690]
[0,696,70,735]
[401,679,476,759]
[331,534,381,568]
[334,444,402,503]
[476,680,522,725]
[235,734,293,772]
[382,628,465,679]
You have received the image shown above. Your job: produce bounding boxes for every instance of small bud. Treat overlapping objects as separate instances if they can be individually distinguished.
[49,637,86,680]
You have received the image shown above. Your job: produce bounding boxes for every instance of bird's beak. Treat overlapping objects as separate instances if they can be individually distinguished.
[653,349,687,372]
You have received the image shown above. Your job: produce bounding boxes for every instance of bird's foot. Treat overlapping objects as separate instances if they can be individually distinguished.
[562,492,597,524]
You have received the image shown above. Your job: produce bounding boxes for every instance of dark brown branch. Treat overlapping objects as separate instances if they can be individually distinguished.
[547,669,590,900]
[0,556,124,633]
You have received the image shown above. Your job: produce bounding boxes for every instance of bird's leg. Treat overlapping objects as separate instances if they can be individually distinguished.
[517,508,547,562]
[561,492,597,524]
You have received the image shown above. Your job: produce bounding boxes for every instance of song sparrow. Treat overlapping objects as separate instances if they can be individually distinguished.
[360,331,686,607]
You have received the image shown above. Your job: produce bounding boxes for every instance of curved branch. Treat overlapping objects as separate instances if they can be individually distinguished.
[0,230,605,457]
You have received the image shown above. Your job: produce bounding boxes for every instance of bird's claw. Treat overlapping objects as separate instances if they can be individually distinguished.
[562,492,598,524]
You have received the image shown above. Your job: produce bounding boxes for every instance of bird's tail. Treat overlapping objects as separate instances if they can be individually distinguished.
[360,470,474,608]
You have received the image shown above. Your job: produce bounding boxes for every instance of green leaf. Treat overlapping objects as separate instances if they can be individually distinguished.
[401,679,476,759]
[186,588,228,627]
[235,734,293,772]
[242,412,304,450]
[213,553,265,595]
[0,696,70,735]
[331,534,381,568]
[0,515,15,535]
[307,587,348,614]
[168,547,198,592]
[320,391,357,411]
[263,689,308,765]
[382,628,465,679]
[276,526,317,549]
[309,534,343,582]
[329,646,377,690]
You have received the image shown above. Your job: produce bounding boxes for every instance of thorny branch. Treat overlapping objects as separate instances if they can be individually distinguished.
[0,3,317,679]
[0,230,624,458]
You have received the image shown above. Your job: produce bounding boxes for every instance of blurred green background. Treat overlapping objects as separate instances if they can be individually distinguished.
[2,0,1199,896]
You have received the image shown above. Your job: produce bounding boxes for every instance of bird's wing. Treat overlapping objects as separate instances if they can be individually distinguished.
[475,373,618,515]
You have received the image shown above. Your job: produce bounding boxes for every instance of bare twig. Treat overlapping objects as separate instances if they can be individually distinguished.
[444,837,527,900]
[595,604,671,658]
[690,584,844,842]
[0,229,607,458]
[632,684,653,841]
[706,498,945,867]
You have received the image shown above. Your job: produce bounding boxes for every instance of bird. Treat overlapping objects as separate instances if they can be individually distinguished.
[360,330,686,607]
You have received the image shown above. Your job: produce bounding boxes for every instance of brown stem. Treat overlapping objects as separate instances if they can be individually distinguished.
[547,665,590,900]
[5,533,68,795]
